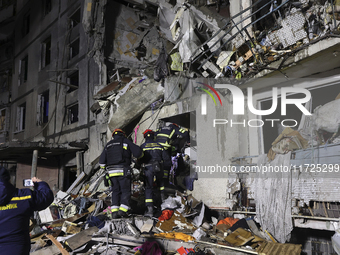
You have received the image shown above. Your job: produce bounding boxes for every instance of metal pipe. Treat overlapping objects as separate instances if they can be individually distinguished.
[190,0,271,62]
[197,0,290,70]
[76,151,83,177]
[31,150,38,178]
[191,0,279,64]
[228,210,257,214]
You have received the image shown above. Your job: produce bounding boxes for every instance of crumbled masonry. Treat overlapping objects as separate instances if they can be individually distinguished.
[22,0,340,253]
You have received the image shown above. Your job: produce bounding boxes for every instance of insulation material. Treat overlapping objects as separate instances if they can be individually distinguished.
[251,153,293,243]
[268,11,307,48]
[170,52,183,71]
[312,99,340,133]
[178,28,202,63]
[216,51,235,69]
[202,61,220,75]
[158,4,176,43]
[207,31,221,52]
[170,6,186,41]
[232,34,246,50]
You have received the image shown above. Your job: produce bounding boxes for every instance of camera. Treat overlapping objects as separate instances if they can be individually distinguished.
[23,179,34,187]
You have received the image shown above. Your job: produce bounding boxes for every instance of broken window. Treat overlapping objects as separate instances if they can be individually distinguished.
[0,109,6,131]
[41,36,51,68]
[18,55,28,85]
[69,8,80,29]
[63,166,77,192]
[67,103,78,125]
[69,37,80,59]
[260,83,340,153]
[16,102,26,132]
[37,90,49,126]
[0,74,9,92]
[66,70,79,93]
[43,0,52,16]
[22,12,30,37]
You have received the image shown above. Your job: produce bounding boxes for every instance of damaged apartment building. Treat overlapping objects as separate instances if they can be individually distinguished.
[1,0,340,254]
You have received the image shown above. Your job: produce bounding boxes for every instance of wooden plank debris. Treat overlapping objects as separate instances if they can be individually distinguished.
[49,212,89,228]
[224,228,254,246]
[45,234,70,255]
[256,241,302,255]
[65,226,98,250]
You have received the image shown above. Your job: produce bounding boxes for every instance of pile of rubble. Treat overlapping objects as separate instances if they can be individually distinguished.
[98,0,340,85]
[29,167,302,255]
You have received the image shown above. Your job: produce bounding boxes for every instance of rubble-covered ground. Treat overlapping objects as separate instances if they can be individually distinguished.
[30,0,340,254]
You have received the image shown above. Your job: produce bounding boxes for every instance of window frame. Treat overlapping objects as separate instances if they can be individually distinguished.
[37,90,49,126]
[67,103,79,125]
[250,76,340,155]
[41,36,51,69]
[15,102,26,133]
[18,55,28,85]
[22,11,30,37]
[68,8,81,29]
[69,37,80,60]
[66,70,79,93]
[0,108,6,132]
[43,0,52,16]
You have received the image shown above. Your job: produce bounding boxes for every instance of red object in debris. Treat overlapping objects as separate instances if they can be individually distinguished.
[177,246,195,255]
[217,217,239,227]
[158,209,174,221]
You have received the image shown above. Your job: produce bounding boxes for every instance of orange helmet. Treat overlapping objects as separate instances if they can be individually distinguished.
[143,129,154,138]
[171,123,179,127]
[112,128,126,137]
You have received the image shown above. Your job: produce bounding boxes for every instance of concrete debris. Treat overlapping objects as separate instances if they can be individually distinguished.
[27,0,340,254]
[29,170,301,254]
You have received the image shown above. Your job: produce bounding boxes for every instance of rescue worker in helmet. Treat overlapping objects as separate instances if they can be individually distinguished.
[140,129,171,217]
[99,129,143,219]
[155,123,190,185]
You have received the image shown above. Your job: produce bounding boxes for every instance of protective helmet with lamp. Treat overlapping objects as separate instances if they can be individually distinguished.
[112,128,126,137]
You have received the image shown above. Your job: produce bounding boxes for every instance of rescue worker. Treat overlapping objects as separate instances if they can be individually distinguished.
[140,129,171,217]
[155,123,190,185]
[99,129,143,219]
[0,167,54,255]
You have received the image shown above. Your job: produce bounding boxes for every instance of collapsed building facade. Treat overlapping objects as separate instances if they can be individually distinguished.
[1,0,340,254]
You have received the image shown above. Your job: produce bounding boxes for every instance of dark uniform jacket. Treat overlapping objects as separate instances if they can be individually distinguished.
[155,124,189,150]
[99,133,143,168]
[0,179,54,255]
[140,137,171,166]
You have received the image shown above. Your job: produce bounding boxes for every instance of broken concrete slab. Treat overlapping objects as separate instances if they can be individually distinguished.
[64,226,99,250]
[108,78,164,132]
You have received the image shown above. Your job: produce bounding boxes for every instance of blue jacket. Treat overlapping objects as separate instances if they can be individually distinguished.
[99,133,143,168]
[140,137,171,167]
[0,179,54,255]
